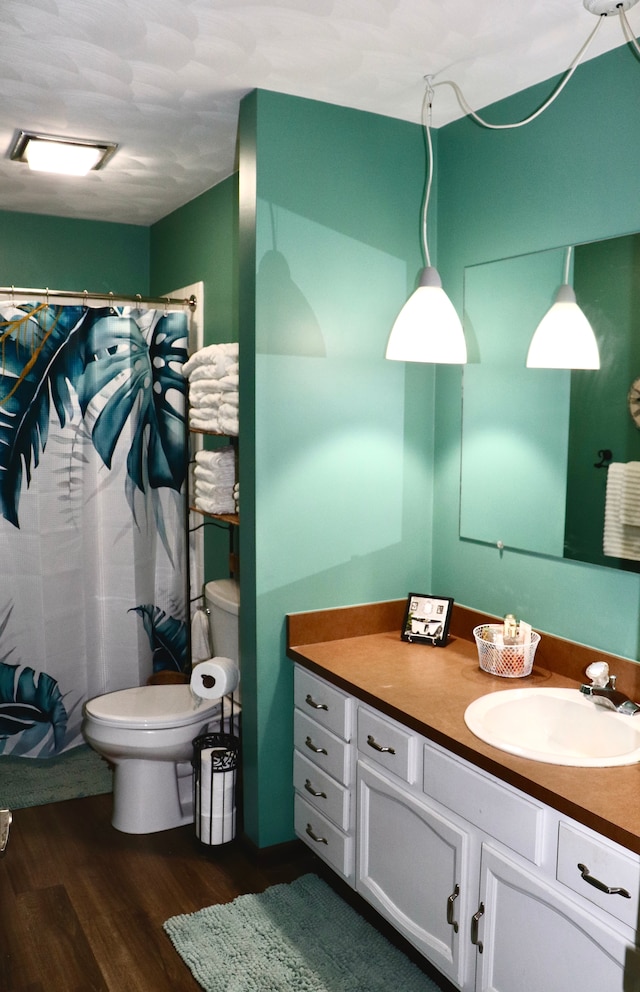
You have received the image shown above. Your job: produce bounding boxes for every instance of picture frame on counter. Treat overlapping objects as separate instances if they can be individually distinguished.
[401,593,454,647]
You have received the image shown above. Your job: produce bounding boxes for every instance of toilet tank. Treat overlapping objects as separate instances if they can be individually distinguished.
[205,578,240,664]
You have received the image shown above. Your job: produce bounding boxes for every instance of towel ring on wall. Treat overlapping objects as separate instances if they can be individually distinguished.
[594,449,613,468]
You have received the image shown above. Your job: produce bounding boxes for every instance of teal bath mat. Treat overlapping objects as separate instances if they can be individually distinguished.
[164,872,450,992]
[1,744,113,809]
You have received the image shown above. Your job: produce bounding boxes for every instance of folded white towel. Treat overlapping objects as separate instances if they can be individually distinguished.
[195,448,235,470]
[619,461,640,527]
[183,342,239,379]
[190,417,222,433]
[603,463,640,561]
[217,374,239,391]
[195,465,234,485]
[219,401,239,419]
[195,493,236,515]
[195,478,233,498]
[189,381,222,400]
[218,415,239,436]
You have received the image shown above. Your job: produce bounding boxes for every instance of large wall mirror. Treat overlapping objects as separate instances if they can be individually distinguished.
[460,232,640,572]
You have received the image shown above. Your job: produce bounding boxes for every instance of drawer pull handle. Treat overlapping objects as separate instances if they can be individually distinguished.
[471,902,484,954]
[305,736,328,755]
[305,823,328,845]
[367,734,396,755]
[446,883,460,933]
[577,863,631,899]
[305,693,328,711]
[304,779,327,799]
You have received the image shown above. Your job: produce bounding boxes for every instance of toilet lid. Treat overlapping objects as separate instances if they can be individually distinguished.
[84,684,221,729]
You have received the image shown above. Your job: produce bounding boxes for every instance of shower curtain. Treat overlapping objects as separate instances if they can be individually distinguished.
[0,301,189,758]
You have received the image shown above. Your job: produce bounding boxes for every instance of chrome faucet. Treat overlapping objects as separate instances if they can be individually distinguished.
[580,661,640,716]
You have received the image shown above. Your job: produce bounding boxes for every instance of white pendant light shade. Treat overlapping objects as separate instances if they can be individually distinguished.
[386,267,467,364]
[526,283,600,369]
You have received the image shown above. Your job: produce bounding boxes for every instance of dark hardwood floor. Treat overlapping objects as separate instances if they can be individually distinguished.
[0,794,317,992]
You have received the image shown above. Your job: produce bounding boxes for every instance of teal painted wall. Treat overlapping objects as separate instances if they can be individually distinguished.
[150,177,239,345]
[150,178,240,587]
[0,210,148,292]
[434,43,640,660]
[239,90,436,846]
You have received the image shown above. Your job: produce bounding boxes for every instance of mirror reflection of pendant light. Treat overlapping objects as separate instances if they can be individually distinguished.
[526,246,600,369]
[385,81,467,364]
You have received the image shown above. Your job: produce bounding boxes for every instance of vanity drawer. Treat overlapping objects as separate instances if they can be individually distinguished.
[294,709,352,785]
[293,750,350,830]
[294,667,353,740]
[423,741,545,864]
[295,794,353,880]
[357,705,419,785]
[556,821,640,930]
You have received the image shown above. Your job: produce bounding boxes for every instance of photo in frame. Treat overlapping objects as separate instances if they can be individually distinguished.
[401,593,454,647]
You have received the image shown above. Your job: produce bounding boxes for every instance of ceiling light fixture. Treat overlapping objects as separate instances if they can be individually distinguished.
[9,131,118,176]
[387,0,639,368]
[526,246,600,369]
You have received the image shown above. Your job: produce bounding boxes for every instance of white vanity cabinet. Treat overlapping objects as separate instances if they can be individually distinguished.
[357,736,473,987]
[423,738,640,991]
[292,665,640,991]
[292,667,356,882]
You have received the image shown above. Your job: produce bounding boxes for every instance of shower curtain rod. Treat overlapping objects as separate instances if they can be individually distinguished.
[0,286,197,310]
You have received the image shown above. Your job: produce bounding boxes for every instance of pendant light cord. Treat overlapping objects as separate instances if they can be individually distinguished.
[620,6,640,54]
[421,80,435,267]
[431,15,604,130]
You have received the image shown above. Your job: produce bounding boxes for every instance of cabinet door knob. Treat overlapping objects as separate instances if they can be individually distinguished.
[305,735,328,755]
[366,734,396,755]
[577,863,631,899]
[471,902,484,953]
[304,779,327,799]
[305,823,328,845]
[446,883,460,933]
[305,693,328,711]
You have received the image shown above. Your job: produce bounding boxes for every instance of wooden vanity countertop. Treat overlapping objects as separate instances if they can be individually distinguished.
[287,599,640,856]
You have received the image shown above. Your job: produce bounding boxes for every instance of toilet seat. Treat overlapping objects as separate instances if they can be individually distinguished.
[85,684,219,730]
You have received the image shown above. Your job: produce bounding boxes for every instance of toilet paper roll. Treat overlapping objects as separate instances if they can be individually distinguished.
[190,657,239,700]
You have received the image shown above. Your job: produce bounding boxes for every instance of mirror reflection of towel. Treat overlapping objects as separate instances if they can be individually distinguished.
[619,461,640,527]
[603,462,640,560]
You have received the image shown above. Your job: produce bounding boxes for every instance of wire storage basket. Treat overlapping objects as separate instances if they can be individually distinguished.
[473,625,540,678]
[192,732,239,846]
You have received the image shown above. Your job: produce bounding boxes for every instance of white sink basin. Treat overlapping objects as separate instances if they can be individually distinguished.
[464,687,640,766]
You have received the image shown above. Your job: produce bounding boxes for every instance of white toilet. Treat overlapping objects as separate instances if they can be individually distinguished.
[205,578,240,699]
[83,578,241,836]
[82,684,224,834]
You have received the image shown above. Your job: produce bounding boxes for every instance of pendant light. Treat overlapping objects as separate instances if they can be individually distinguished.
[385,81,467,365]
[389,1,640,369]
[526,246,600,369]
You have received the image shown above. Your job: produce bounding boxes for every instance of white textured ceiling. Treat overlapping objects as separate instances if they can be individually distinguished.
[0,0,635,226]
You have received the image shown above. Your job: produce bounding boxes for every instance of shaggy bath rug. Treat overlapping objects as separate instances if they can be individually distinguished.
[164,872,449,992]
[1,744,113,809]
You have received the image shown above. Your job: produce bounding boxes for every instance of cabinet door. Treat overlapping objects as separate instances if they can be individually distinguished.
[357,760,472,989]
[477,844,640,992]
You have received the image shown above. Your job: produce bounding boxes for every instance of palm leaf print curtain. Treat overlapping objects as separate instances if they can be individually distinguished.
[0,302,189,758]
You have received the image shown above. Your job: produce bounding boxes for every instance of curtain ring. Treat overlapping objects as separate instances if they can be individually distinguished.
[83,289,89,309]
[10,285,15,304]
[45,288,49,306]
[108,290,114,314]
